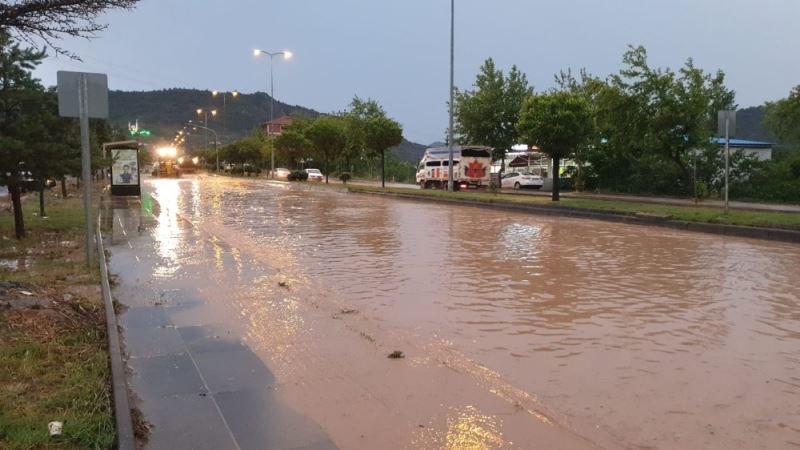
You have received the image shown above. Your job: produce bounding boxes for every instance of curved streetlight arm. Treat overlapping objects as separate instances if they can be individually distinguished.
[185,122,218,139]
[254,49,291,58]
[186,122,221,173]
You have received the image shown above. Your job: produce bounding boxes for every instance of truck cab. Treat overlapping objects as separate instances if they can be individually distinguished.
[417,146,492,190]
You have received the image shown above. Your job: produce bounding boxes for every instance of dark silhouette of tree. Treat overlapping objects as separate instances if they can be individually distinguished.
[0,0,139,56]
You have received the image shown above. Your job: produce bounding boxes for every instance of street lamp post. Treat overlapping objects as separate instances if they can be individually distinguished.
[195,107,218,157]
[212,90,239,145]
[253,48,293,178]
[447,0,455,191]
[188,122,219,172]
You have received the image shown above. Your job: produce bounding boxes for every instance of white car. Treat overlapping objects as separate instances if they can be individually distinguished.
[272,168,291,180]
[501,172,544,189]
[305,168,324,182]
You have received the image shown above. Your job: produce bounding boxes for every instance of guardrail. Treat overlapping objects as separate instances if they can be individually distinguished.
[96,218,136,450]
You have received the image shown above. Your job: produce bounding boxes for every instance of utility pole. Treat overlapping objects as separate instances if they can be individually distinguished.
[447,0,455,191]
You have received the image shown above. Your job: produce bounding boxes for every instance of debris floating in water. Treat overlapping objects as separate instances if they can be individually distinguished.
[388,351,405,359]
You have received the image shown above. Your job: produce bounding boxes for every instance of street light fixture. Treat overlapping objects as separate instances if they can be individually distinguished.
[195,108,218,151]
[253,48,293,178]
[186,121,220,173]
[212,90,240,145]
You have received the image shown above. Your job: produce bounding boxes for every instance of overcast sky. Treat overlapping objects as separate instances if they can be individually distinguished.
[33,0,800,144]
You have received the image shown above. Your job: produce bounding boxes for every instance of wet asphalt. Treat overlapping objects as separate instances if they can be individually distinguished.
[108,198,336,450]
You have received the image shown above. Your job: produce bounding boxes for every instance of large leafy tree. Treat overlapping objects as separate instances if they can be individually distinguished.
[454,58,532,162]
[306,116,347,183]
[0,0,140,56]
[0,32,45,238]
[25,88,78,216]
[593,46,735,195]
[364,116,403,188]
[517,91,593,201]
[274,128,310,169]
[764,85,800,145]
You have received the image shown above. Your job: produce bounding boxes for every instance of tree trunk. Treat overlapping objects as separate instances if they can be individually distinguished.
[38,184,45,218]
[552,156,561,201]
[325,156,329,184]
[381,150,386,188]
[61,178,68,198]
[9,182,25,239]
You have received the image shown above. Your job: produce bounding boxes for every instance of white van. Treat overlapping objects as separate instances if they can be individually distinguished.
[416,146,492,190]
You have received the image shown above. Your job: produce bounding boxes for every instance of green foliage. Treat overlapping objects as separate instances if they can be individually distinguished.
[764,85,800,145]
[306,116,347,183]
[585,46,736,196]
[518,91,593,159]
[454,58,532,160]
[364,115,403,187]
[730,151,800,202]
[274,127,310,168]
[219,129,268,167]
[287,170,308,181]
[518,90,592,200]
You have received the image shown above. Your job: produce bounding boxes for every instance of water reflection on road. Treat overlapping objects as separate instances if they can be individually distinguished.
[147,175,800,450]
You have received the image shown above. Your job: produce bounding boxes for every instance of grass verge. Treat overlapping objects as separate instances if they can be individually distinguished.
[0,192,114,449]
[347,185,800,230]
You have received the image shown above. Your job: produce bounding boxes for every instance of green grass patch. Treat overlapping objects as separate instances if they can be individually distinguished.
[0,191,114,449]
[348,186,800,230]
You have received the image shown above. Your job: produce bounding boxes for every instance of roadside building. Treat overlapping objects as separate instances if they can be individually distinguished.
[712,137,773,161]
[261,115,293,136]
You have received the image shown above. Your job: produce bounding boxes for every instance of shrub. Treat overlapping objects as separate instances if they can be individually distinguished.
[339,172,352,184]
[287,170,308,181]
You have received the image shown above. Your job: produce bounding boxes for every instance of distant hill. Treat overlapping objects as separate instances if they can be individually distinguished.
[108,88,317,142]
[108,88,427,161]
[735,106,776,142]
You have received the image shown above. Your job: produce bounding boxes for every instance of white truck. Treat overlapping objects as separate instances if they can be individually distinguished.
[416,146,493,190]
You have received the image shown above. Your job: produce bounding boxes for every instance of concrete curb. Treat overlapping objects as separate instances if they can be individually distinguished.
[350,189,800,244]
[96,222,136,450]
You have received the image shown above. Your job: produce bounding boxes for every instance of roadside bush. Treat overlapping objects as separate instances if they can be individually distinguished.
[287,170,308,181]
[230,166,244,176]
[339,172,352,184]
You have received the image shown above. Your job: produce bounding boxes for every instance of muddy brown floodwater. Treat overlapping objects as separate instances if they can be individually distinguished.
[139,175,800,449]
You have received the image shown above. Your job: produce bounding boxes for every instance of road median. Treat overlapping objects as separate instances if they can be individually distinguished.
[347,186,800,243]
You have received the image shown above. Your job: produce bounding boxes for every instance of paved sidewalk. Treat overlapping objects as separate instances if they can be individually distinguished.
[107,196,336,450]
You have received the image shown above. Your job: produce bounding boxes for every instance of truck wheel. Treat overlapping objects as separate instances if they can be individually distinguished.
[514,182,521,189]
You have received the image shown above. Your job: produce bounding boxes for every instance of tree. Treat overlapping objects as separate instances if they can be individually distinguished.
[364,116,403,188]
[25,88,77,216]
[0,32,46,238]
[764,85,800,145]
[454,58,532,163]
[274,129,310,169]
[0,0,140,56]
[306,116,347,183]
[517,91,593,201]
[592,46,735,196]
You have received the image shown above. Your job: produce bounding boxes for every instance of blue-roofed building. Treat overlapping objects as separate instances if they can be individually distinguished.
[712,137,774,161]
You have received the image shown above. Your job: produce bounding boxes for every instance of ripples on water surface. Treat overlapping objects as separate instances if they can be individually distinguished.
[155,178,800,449]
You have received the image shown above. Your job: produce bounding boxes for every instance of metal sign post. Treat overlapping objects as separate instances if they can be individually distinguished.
[57,71,109,268]
[78,75,92,267]
[718,110,736,215]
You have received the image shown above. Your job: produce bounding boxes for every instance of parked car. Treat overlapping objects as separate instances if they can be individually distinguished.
[272,168,291,180]
[501,172,544,189]
[305,168,324,182]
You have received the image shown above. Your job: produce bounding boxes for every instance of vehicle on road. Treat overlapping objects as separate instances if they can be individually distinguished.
[416,146,492,190]
[178,156,200,174]
[272,168,291,180]
[501,171,544,189]
[305,168,324,182]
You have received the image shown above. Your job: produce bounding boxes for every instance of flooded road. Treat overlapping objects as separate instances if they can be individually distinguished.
[120,175,800,449]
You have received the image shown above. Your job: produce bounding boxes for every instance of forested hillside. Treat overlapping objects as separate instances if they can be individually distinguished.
[108,88,427,162]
